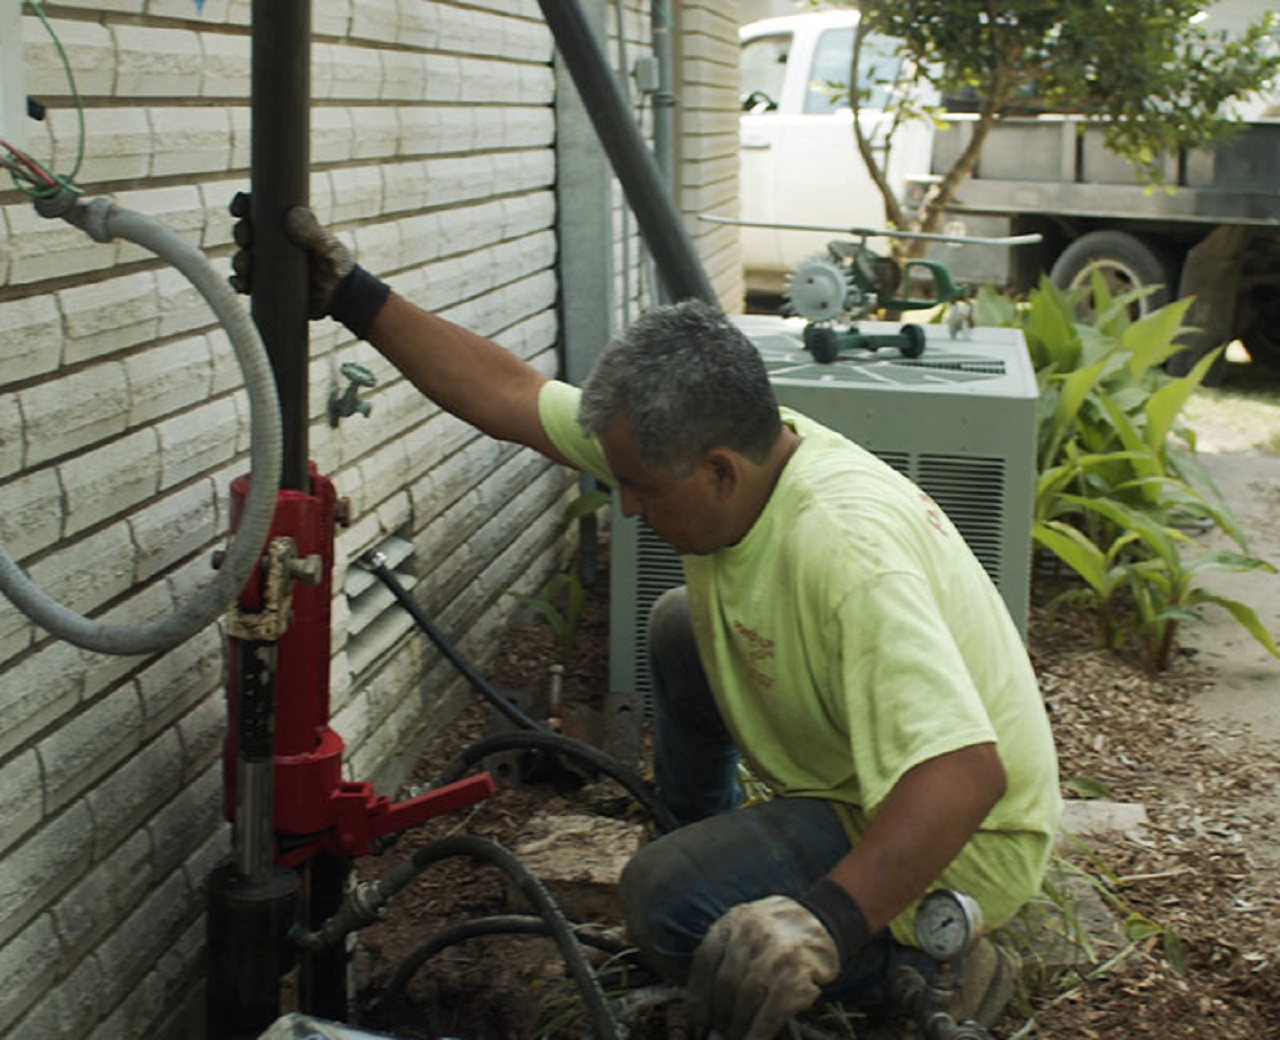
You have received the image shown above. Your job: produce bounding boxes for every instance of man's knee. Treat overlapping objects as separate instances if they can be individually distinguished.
[647,585,691,657]
[619,832,710,982]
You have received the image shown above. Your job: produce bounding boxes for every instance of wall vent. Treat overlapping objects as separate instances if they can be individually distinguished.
[345,532,417,679]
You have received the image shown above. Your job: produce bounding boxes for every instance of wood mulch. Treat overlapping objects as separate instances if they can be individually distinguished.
[350,540,1280,1040]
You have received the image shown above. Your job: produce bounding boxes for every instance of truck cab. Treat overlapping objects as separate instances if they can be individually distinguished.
[737,10,934,295]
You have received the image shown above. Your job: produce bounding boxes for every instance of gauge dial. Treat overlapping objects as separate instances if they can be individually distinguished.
[914,889,983,961]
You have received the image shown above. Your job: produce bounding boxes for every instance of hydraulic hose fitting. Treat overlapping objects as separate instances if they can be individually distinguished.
[293,879,390,952]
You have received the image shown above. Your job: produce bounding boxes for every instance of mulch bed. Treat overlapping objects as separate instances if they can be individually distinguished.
[349,538,1280,1040]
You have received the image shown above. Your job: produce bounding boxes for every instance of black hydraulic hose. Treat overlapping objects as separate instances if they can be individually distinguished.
[376,913,637,1028]
[362,550,677,834]
[436,730,678,835]
[329,835,622,1040]
[360,551,545,733]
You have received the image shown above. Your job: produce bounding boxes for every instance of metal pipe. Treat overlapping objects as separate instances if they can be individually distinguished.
[537,0,716,305]
[250,0,312,491]
[234,639,279,879]
[650,0,676,304]
[651,0,676,191]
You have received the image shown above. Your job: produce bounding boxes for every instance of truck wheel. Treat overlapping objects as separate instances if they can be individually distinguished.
[1049,230,1173,318]
[1240,286,1280,368]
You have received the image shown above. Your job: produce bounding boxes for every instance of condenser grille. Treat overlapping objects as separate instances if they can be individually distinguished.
[914,455,1006,584]
[899,358,1006,376]
[870,450,911,475]
[631,522,686,699]
[868,451,1005,584]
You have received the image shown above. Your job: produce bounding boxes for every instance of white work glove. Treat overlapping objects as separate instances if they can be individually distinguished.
[282,205,356,319]
[686,895,841,1040]
[229,194,387,337]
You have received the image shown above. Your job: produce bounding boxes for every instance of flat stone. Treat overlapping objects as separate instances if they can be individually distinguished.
[509,813,645,925]
[999,867,1127,979]
[1058,799,1149,838]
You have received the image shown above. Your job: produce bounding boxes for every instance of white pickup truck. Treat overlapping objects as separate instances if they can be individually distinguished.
[736,10,934,296]
[736,9,1280,370]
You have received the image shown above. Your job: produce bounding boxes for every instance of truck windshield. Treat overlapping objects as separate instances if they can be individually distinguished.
[804,27,904,115]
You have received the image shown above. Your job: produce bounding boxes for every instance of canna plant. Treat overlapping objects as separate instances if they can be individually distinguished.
[507,567,586,665]
[977,276,1279,671]
[1046,491,1277,671]
[503,486,611,666]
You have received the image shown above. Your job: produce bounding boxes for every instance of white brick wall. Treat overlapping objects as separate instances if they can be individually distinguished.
[20,362,129,463]
[0,3,740,1038]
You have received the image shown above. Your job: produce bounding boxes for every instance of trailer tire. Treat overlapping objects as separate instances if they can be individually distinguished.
[1049,230,1174,317]
[1239,286,1280,368]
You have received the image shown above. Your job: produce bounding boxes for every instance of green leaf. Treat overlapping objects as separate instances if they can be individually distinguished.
[1163,928,1188,976]
[1094,393,1165,501]
[1061,493,1184,565]
[1062,776,1112,800]
[1143,604,1203,627]
[1190,592,1280,658]
[508,594,569,636]
[1033,520,1111,595]
[564,489,612,523]
[1183,548,1276,578]
[1143,346,1226,450]
[1047,358,1109,463]
[1122,297,1194,377]
[1125,912,1164,942]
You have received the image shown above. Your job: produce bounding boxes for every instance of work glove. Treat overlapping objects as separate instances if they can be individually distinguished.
[228,193,390,338]
[687,878,870,1040]
[686,896,839,1040]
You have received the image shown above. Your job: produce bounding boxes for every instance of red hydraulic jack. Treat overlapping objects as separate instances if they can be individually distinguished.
[206,1,495,1033]
[206,465,495,1040]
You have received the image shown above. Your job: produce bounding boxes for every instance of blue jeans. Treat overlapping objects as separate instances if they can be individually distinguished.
[619,587,935,1004]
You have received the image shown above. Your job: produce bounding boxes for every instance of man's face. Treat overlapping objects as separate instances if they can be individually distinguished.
[599,413,725,556]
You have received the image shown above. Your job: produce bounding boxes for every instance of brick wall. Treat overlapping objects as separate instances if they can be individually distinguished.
[0,2,741,1038]
[679,1,744,308]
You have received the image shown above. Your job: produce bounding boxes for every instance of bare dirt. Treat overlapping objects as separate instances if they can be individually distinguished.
[351,358,1280,1040]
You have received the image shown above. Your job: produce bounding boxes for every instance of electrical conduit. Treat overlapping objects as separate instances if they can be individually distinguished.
[0,196,281,656]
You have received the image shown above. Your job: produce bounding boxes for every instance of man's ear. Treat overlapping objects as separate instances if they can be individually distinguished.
[704,449,739,501]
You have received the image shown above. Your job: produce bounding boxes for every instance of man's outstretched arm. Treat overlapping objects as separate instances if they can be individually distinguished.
[232,199,573,466]
[363,291,570,466]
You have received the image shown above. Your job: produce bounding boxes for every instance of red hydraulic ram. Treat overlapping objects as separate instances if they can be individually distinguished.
[222,463,495,864]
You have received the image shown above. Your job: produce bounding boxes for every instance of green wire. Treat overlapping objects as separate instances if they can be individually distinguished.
[13,0,86,197]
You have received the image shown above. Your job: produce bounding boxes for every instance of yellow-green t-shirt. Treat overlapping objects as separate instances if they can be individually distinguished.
[539,380,1061,944]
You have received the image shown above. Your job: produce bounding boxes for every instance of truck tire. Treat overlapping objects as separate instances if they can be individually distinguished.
[1240,286,1280,368]
[1049,230,1174,317]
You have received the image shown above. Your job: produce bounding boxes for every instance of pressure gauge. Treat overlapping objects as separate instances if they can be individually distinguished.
[914,889,984,961]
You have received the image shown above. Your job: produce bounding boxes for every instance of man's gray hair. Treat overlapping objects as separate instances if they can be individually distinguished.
[578,300,781,476]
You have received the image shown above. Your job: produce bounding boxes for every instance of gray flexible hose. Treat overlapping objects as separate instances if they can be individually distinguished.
[0,197,282,656]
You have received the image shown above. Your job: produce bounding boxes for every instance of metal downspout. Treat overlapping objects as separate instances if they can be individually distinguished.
[650,0,676,303]
[537,0,717,305]
[651,0,676,196]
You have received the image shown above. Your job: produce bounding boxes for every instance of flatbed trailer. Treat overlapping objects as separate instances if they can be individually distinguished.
[911,115,1280,372]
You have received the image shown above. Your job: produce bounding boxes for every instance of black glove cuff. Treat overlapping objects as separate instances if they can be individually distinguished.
[795,877,872,965]
[330,264,391,339]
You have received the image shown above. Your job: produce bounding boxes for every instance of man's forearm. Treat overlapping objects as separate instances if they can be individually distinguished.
[826,742,1006,933]
[365,292,569,464]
